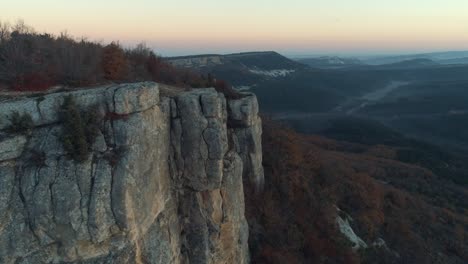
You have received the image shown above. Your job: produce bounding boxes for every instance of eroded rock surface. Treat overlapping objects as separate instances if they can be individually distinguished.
[0,82,263,264]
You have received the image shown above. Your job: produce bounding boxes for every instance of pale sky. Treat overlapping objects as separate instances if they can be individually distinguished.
[3,0,468,56]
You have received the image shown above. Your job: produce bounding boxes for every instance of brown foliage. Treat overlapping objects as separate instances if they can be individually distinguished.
[245,119,360,263]
[245,119,468,264]
[102,42,127,80]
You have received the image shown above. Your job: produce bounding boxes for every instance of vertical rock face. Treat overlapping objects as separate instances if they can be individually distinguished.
[228,94,264,191]
[0,83,263,264]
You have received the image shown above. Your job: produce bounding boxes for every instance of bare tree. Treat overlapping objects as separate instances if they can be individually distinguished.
[0,21,44,86]
[55,35,103,85]
[11,19,34,35]
[0,39,36,84]
[0,21,11,44]
[126,42,152,80]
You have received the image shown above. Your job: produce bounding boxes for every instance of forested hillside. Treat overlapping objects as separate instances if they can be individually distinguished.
[245,119,468,263]
[0,20,237,97]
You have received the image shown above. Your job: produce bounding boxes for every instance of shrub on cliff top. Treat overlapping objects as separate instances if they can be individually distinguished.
[6,111,33,133]
[60,96,100,162]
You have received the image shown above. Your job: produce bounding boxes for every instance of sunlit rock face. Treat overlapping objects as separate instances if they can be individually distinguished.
[0,82,263,264]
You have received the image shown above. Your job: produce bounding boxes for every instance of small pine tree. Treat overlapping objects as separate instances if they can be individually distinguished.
[60,96,89,161]
[6,111,33,133]
[59,96,100,162]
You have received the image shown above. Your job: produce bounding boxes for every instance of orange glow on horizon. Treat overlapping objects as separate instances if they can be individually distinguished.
[3,0,468,55]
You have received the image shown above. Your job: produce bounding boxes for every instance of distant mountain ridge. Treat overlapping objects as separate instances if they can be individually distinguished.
[382,58,437,66]
[166,51,306,88]
[296,56,363,68]
[167,51,305,70]
[362,50,468,65]
[359,58,439,70]
[437,56,468,65]
[293,50,468,68]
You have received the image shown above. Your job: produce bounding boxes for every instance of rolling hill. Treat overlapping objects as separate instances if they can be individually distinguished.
[361,50,468,65]
[296,56,363,69]
[166,51,306,89]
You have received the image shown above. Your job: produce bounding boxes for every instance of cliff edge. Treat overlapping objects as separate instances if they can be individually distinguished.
[0,82,263,264]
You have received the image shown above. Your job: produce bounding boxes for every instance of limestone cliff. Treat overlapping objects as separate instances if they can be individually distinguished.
[0,82,263,264]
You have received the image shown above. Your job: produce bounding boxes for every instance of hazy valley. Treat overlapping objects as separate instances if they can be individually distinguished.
[171,51,468,151]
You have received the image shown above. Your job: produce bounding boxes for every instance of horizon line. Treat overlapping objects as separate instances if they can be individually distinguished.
[161,49,468,59]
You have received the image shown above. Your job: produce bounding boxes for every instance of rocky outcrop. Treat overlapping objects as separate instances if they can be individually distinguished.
[0,82,263,264]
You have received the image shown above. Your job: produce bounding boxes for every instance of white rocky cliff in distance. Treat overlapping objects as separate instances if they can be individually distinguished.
[0,82,264,264]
